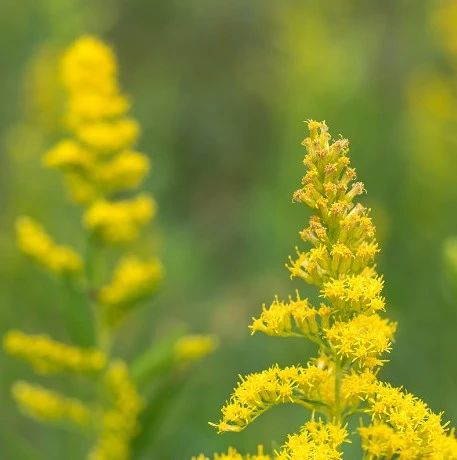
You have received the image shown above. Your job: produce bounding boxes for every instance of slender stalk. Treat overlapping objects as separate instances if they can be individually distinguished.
[85,235,111,355]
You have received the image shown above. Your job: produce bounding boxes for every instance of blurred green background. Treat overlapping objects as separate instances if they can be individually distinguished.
[1,0,457,458]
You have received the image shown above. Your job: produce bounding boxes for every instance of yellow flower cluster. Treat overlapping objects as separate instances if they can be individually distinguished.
[250,293,331,340]
[211,364,333,433]
[275,420,347,460]
[201,121,457,459]
[4,330,106,374]
[321,268,385,315]
[196,421,346,460]
[44,36,154,245]
[174,335,218,363]
[360,382,457,459]
[12,381,92,427]
[84,195,156,244]
[98,255,163,325]
[192,446,270,460]
[88,361,142,460]
[60,36,126,121]
[325,314,396,369]
[16,217,82,275]
[44,141,149,196]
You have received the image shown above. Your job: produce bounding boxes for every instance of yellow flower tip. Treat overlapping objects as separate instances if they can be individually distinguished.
[51,35,152,208]
[174,334,218,363]
[306,119,328,137]
[16,217,82,275]
[208,421,242,434]
[60,35,117,95]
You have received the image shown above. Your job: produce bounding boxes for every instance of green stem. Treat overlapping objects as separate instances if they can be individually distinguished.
[85,235,111,355]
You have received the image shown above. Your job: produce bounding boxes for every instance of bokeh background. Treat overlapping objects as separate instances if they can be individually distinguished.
[1,0,457,458]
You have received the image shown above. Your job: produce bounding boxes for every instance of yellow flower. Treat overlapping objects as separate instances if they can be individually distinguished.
[98,255,163,325]
[16,216,82,275]
[324,314,396,369]
[84,195,156,243]
[60,36,118,97]
[43,139,93,171]
[12,381,92,427]
[359,382,457,458]
[94,150,150,194]
[76,118,139,152]
[174,335,218,363]
[192,446,270,460]
[211,364,333,433]
[249,293,331,339]
[321,268,385,315]
[88,361,142,460]
[276,420,347,460]
[4,330,106,374]
[46,35,149,214]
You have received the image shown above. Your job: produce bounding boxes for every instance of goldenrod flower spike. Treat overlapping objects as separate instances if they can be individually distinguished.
[8,35,216,460]
[197,121,457,458]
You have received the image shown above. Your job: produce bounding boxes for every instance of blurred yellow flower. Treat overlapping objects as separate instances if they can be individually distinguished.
[99,255,163,324]
[84,194,156,243]
[4,330,106,374]
[16,216,82,275]
[88,361,142,460]
[174,335,218,363]
[13,381,92,427]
